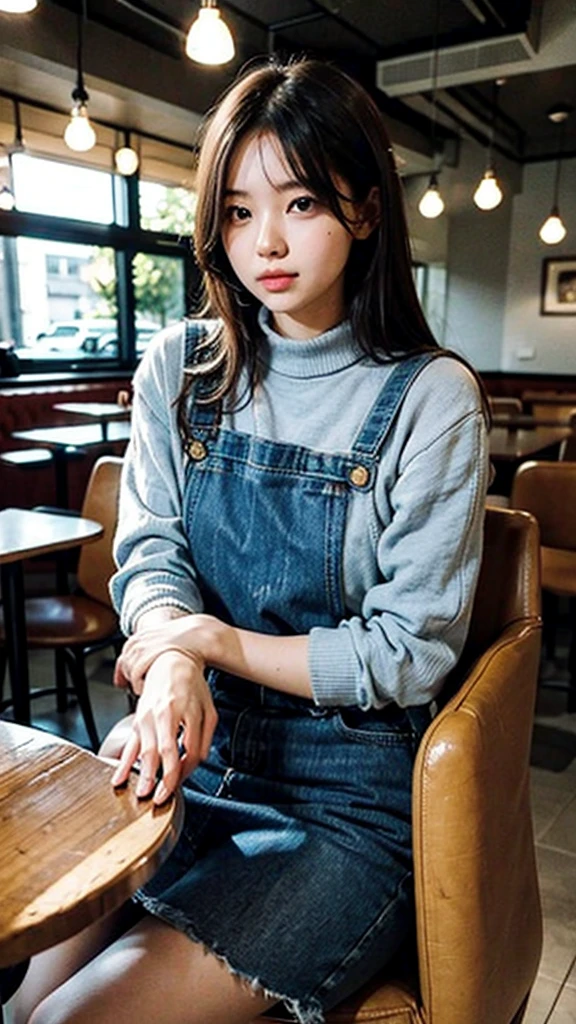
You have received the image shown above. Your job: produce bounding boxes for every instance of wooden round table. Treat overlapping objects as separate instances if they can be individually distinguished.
[0,722,183,970]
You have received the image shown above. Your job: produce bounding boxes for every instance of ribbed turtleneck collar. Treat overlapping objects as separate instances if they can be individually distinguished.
[257,306,365,379]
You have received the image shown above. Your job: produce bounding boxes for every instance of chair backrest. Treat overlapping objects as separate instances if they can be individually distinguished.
[511,459,576,552]
[77,456,124,605]
[488,396,522,416]
[413,507,542,1024]
[560,411,576,461]
[532,401,576,423]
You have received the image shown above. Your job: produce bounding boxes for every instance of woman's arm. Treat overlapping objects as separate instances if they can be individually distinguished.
[115,614,312,699]
[110,325,204,634]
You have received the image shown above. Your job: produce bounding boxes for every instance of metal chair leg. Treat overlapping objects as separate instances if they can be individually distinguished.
[568,598,576,713]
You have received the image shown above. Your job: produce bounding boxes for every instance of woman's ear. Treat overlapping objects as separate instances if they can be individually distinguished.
[352,186,381,240]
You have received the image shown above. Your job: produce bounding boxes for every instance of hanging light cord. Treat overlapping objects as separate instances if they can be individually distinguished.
[72,0,89,105]
[429,0,441,164]
[551,117,566,208]
[486,79,501,169]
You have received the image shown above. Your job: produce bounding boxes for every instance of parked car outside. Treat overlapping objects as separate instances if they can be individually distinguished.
[84,321,159,357]
[33,319,116,354]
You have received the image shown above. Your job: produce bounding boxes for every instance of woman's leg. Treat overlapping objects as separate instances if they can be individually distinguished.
[22,916,277,1024]
[13,903,140,1024]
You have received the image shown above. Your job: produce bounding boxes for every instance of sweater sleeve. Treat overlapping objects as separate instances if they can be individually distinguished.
[308,399,489,710]
[109,325,204,635]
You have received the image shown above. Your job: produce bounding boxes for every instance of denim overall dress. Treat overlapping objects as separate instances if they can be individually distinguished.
[138,323,436,1024]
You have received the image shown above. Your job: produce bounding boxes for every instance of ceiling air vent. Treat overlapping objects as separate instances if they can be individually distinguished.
[377,33,537,96]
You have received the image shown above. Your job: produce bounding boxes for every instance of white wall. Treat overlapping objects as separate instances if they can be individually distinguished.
[404,139,519,369]
[405,145,576,375]
[502,157,576,374]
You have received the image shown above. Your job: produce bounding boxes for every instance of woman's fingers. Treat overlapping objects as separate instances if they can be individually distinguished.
[111,728,141,788]
[110,650,218,804]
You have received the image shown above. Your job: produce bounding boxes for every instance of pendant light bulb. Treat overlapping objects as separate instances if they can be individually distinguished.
[0,0,38,10]
[539,208,567,245]
[64,103,96,152]
[418,174,445,219]
[0,185,15,211]
[186,2,235,65]
[473,169,503,210]
[115,145,139,176]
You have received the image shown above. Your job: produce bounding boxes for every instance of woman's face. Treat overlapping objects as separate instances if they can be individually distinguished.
[220,132,373,339]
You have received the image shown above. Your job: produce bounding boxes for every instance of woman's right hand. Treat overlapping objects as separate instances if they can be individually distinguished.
[111,648,218,805]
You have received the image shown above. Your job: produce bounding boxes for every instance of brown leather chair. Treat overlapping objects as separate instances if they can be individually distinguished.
[260,507,543,1024]
[511,459,576,713]
[488,396,523,417]
[560,411,576,461]
[0,456,124,750]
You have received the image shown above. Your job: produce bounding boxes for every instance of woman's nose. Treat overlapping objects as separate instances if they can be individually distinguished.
[256,217,288,259]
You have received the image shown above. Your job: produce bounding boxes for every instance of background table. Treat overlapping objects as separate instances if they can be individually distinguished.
[489,426,571,495]
[12,423,131,507]
[0,721,183,970]
[53,403,131,443]
[0,509,103,724]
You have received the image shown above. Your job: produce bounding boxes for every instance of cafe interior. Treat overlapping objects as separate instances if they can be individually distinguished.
[0,1,575,1022]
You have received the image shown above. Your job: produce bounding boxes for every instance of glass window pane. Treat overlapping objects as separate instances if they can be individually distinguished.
[5,237,118,362]
[139,181,196,234]
[11,153,115,225]
[133,252,186,357]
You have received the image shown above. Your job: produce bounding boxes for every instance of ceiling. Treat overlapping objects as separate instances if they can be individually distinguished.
[4,0,576,167]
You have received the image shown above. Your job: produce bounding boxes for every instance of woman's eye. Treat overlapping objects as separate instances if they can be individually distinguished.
[225,205,251,223]
[290,196,316,213]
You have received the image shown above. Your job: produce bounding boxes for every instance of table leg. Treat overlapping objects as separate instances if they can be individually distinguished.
[0,562,31,724]
[101,421,109,443]
[53,450,69,508]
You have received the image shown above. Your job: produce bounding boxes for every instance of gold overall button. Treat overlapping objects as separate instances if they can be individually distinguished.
[349,464,370,488]
[188,439,207,461]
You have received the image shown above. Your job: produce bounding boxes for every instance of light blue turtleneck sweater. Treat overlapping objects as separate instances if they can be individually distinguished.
[111,309,489,709]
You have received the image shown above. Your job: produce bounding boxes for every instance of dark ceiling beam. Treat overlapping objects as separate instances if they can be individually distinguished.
[457,0,506,27]
[112,0,184,39]
[308,0,380,53]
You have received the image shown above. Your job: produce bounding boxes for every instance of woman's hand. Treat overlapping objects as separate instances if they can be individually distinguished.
[114,614,225,696]
[111,648,218,805]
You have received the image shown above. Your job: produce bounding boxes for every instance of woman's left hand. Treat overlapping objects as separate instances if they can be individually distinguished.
[114,614,224,696]
[111,647,218,804]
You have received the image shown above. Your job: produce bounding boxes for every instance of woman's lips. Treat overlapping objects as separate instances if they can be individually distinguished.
[258,273,298,292]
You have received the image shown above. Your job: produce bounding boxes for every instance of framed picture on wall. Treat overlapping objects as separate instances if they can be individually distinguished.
[541,257,576,315]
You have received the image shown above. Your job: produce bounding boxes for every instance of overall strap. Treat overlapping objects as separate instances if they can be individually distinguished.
[183,318,221,434]
[352,351,441,459]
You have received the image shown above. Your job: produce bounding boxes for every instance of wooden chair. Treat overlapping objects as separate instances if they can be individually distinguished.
[560,411,576,461]
[261,507,543,1024]
[511,460,576,713]
[0,456,124,750]
[488,396,522,417]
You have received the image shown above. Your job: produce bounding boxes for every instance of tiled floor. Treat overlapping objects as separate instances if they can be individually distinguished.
[2,610,575,1023]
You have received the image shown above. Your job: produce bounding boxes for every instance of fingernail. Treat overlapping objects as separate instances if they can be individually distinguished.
[154,783,168,804]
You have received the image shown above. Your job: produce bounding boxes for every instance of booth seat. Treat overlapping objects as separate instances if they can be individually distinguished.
[0,380,128,511]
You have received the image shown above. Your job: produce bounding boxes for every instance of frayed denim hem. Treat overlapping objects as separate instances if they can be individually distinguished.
[135,893,325,1024]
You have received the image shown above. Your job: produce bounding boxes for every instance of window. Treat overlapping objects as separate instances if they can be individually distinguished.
[0,119,197,373]
[12,154,116,225]
[8,238,118,362]
[140,181,197,234]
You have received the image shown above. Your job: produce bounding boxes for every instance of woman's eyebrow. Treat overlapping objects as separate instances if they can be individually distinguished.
[224,180,306,198]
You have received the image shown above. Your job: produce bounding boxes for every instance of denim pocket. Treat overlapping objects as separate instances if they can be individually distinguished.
[334,705,414,747]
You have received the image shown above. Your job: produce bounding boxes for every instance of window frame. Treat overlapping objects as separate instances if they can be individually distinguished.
[0,162,198,377]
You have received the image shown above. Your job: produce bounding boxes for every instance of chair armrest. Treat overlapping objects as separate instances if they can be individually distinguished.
[413,619,542,1024]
